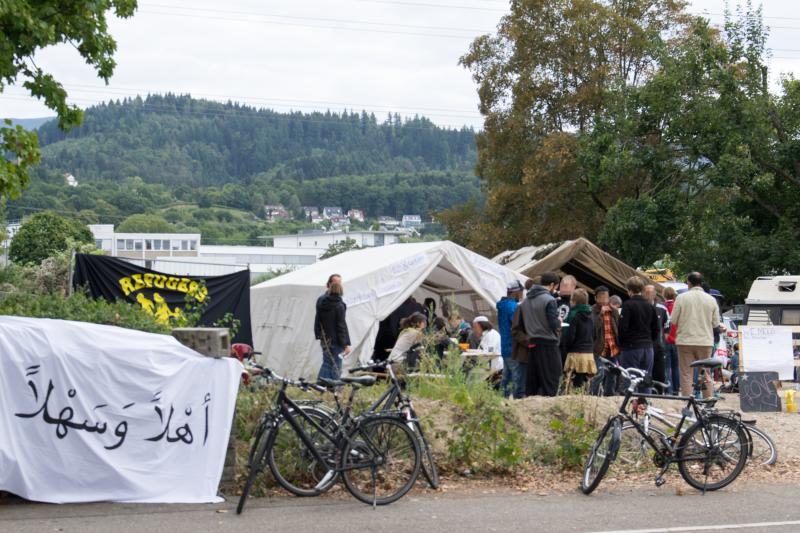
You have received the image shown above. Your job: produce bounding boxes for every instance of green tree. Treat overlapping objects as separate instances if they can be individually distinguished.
[0,0,138,201]
[117,213,175,233]
[320,239,360,259]
[9,211,93,264]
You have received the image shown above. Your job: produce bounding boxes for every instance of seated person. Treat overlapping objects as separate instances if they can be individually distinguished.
[387,312,427,368]
[447,312,471,344]
[472,315,503,372]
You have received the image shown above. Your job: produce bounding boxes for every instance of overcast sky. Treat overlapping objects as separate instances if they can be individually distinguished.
[2,0,799,129]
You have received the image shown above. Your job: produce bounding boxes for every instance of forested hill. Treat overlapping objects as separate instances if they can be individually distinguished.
[36,94,478,186]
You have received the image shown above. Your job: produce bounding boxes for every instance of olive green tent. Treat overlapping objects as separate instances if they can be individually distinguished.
[492,238,658,297]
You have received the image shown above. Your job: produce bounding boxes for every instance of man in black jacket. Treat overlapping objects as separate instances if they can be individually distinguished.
[618,277,660,376]
[518,272,562,396]
[314,280,350,380]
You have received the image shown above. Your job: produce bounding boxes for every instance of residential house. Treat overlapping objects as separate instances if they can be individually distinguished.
[347,209,366,223]
[401,215,423,229]
[322,207,343,219]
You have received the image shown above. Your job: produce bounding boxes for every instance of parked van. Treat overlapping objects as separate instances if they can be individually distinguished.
[743,275,800,326]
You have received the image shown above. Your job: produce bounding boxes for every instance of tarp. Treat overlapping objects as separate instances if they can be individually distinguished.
[0,316,242,503]
[250,241,526,378]
[73,254,252,344]
[493,238,658,297]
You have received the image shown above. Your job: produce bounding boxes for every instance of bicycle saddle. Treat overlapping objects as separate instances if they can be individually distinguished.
[341,375,376,387]
[690,357,724,369]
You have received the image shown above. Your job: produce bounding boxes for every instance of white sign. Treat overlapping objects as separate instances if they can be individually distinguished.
[739,325,794,380]
[0,317,242,504]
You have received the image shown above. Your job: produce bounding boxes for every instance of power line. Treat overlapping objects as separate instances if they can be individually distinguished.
[143,2,494,33]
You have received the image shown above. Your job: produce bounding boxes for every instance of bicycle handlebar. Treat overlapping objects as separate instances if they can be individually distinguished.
[245,363,327,393]
[597,357,668,393]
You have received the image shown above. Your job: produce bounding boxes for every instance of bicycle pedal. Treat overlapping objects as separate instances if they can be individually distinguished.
[655,476,666,487]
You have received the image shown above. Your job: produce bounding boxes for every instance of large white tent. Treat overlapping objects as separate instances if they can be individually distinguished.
[250,241,527,378]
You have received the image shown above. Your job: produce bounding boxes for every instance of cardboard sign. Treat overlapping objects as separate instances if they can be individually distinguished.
[739,372,782,412]
[739,326,794,380]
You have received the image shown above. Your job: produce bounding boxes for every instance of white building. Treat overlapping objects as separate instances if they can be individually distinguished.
[347,209,366,223]
[322,207,343,219]
[64,173,78,187]
[89,224,201,260]
[271,230,405,250]
[378,216,399,228]
[5,221,21,242]
[401,215,422,228]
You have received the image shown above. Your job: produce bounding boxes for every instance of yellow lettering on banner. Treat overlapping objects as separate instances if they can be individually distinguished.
[143,273,155,288]
[177,278,190,293]
[119,277,135,296]
[154,274,166,289]
[137,293,155,314]
[188,281,199,297]
[165,277,179,290]
[197,286,208,302]
[132,274,145,292]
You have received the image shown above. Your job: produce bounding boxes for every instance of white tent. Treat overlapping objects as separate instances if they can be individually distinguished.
[250,241,527,378]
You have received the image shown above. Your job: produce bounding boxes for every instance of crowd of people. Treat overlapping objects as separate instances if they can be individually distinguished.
[310,270,723,399]
[496,271,722,399]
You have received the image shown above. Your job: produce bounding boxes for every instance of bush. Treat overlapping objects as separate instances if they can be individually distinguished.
[412,350,525,472]
[0,290,170,333]
[9,211,93,265]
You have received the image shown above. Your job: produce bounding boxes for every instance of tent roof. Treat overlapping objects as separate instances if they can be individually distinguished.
[493,237,657,295]
[253,241,444,289]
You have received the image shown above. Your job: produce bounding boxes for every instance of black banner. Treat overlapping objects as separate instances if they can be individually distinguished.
[72,254,252,345]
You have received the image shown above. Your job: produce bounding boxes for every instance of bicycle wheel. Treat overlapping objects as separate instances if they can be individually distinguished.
[237,423,271,515]
[677,415,747,491]
[406,407,439,489]
[581,417,621,495]
[267,407,339,497]
[617,423,668,468]
[744,424,778,466]
[341,415,421,505]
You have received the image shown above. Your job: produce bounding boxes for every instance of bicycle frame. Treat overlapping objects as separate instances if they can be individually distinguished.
[615,388,716,467]
[274,379,387,474]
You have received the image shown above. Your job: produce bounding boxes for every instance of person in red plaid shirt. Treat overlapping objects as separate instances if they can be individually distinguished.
[591,286,621,395]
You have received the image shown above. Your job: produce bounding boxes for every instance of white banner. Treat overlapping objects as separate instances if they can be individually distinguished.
[739,325,795,380]
[0,316,242,504]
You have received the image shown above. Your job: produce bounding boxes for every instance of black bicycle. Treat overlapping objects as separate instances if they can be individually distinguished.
[350,358,439,489]
[581,359,749,495]
[237,366,421,514]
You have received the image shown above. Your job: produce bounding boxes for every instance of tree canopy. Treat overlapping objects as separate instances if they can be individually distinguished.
[9,211,93,265]
[444,0,799,300]
[0,0,137,201]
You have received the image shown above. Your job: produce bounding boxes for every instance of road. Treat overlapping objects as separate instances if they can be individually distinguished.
[2,483,800,533]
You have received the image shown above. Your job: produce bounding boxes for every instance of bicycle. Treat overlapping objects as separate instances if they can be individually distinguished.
[290,357,440,489]
[581,358,749,495]
[348,358,439,489]
[623,357,776,467]
[236,366,421,514]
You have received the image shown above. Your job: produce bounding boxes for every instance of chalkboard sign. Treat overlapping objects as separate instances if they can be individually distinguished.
[739,372,782,412]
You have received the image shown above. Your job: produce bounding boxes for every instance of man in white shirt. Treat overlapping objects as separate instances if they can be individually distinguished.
[670,272,721,397]
[473,315,503,372]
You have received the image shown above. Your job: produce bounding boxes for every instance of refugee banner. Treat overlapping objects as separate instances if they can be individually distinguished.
[0,316,242,503]
[73,254,252,344]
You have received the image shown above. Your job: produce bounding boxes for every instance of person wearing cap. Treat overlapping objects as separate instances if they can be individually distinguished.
[497,280,525,398]
[473,315,503,372]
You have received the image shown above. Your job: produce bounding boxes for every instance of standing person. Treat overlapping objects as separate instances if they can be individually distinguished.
[562,288,596,393]
[591,286,621,396]
[556,275,577,322]
[518,272,562,396]
[497,280,524,398]
[618,277,660,376]
[609,295,622,312]
[662,287,680,394]
[671,272,721,398]
[313,281,350,380]
[644,284,670,388]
